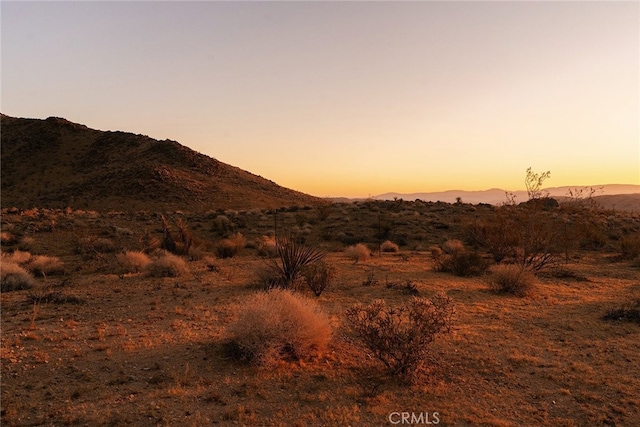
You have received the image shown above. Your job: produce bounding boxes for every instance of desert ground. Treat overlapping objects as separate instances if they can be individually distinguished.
[1,200,639,426]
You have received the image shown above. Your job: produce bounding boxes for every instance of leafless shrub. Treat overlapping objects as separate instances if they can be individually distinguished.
[381,240,400,253]
[117,251,151,273]
[345,295,454,381]
[487,264,536,297]
[1,261,35,291]
[226,289,332,365]
[144,252,188,277]
[301,261,335,297]
[345,243,370,263]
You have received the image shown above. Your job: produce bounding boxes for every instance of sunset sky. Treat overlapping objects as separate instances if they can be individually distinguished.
[2,1,638,198]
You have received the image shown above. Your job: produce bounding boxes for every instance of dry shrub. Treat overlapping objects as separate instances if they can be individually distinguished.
[345,243,370,263]
[226,289,331,365]
[215,233,246,259]
[301,261,335,297]
[144,252,188,277]
[487,264,536,297]
[117,251,151,273]
[1,231,18,246]
[3,250,32,265]
[1,261,35,292]
[255,235,277,258]
[603,298,640,325]
[619,234,640,260]
[432,240,488,277]
[27,255,64,277]
[76,237,117,255]
[380,240,400,253]
[345,294,454,381]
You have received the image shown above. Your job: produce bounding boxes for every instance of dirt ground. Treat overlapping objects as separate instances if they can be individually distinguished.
[1,205,639,426]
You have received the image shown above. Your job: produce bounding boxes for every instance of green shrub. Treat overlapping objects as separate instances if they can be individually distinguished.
[345,295,454,381]
[226,289,331,365]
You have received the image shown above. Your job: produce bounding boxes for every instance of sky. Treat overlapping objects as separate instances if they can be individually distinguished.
[2,1,639,198]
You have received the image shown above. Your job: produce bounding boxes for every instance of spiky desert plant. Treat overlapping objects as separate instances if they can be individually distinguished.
[271,233,325,288]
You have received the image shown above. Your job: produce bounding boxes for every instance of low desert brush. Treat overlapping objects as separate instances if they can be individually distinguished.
[2,250,32,265]
[144,252,188,277]
[603,298,640,325]
[345,295,454,381]
[226,289,331,365]
[301,261,335,297]
[215,233,246,259]
[619,234,640,261]
[432,240,487,277]
[1,261,35,292]
[117,251,151,273]
[487,264,536,297]
[345,243,370,263]
[27,255,64,277]
[380,240,400,253]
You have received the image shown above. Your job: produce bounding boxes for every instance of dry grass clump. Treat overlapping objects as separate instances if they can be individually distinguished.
[1,231,18,246]
[380,240,400,253]
[215,233,246,259]
[255,235,277,258]
[27,255,64,277]
[117,251,151,273]
[345,243,370,263]
[432,239,488,277]
[144,252,188,277]
[1,261,35,292]
[603,298,640,325]
[345,294,454,381]
[226,289,331,365]
[2,250,32,265]
[487,264,536,297]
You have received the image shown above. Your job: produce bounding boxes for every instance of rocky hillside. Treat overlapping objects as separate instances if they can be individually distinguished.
[1,115,323,212]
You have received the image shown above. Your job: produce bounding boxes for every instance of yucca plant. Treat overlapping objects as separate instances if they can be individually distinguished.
[272,233,326,288]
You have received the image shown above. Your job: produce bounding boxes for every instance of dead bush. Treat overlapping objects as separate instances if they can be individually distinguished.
[301,261,335,297]
[3,250,32,265]
[27,255,64,277]
[345,294,454,381]
[117,251,151,273]
[432,240,488,277]
[1,261,35,292]
[226,289,332,365]
[144,252,188,277]
[255,235,277,258]
[380,240,400,253]
[345,243,370,263]
[487,264,536,297]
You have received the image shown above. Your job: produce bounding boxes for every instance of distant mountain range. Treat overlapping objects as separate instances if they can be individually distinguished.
[0,115,323,212]
[376,185,640,205]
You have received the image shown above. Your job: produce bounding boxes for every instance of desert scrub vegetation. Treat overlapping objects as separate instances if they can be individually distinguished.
[215,232,246,259]
[618,233,640,260]
[226,289,331,365]
[487,264,536,297]
[144,251,188,277]
[161,215,193,255]
[27,255,64,277]
[603,298,640,325]
[1,261,35,291]
[116,251,151,273]
[380,240,400,253]
[431,239,488,277]
[345,243,370,263]
[345,294,454,381]
[301,260,335,297]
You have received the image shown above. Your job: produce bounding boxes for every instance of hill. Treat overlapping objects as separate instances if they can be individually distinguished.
[0,114,323,212]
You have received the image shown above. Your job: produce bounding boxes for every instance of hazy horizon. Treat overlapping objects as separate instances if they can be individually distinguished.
[2,1,638,198]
